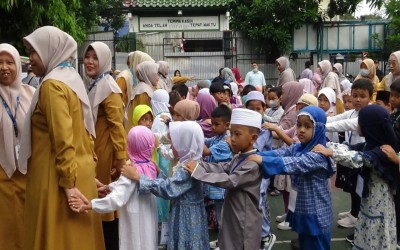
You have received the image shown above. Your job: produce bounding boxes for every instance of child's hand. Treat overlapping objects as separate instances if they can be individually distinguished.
[160,115,169,122]
[68,194,92,213]
[98,185,110,198]
[184,160,198,174]
[381,145,400,164]
[262,122,278,131]
[95,178,104,188]
[65,188,90,213]
[121,163,141,181]
[312,144,333,157]
[246,155,262,165]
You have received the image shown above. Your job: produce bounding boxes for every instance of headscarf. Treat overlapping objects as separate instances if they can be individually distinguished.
[276,56,297,87]
[173,99,200,121]
[281,81,305,112]
[318,60,332,80]
[132,104,153,126]
[318,87,336,115]
[156,60,172,91]
[230,82,239,96]
[294,106,327,154]
[199,88,210,95]
[128,50,154,86]
[0,44,35,177]
[151,89,170,116]
[312,68,322,90]
[333,63,346,81]
[355,58,379,85]
[19,26,95,172]
[385,51,400,90]
[358,105,399,192]
[131,61,158,100]
[197,80,210,89]
[222,67,236,82]
[169,121,204,164]
[231,67,243,83]
[299,78,317,95]
[157,60,169,76]
[196,92,217,120]
[127,126,157,180]
[276,56,290,70]
[85,42,122,124]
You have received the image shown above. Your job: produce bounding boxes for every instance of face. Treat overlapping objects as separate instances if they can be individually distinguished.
[388,55,400,75]
[375,100,392,113]
[151,74,160,86]
[138,112,153,129]
[318,94,330,112]
[390,90,400,110]
[296,115,314,144]
[172,111,185,121]
[224,90,231,102]
[84,49,99,78]
[275,62,283,72]
[332,67,338,75]
[360,62,368,70]
[175,71,181,77]
[246,100,265,115]
[268,91,279,102]
[0,52,17,86]
[230,124,258,154]
[212,92,226,104]
[211,117,229,135]
[252,63,258,70]
[27,46,46,76]
[351,88,371,111]
[343,95,354,110]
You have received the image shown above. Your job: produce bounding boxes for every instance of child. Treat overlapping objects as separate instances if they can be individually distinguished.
[203,105,232,249]
[264,87,284,124]
[196,92,217,138]
[210,81,227,105]
[185,108,263,250]
[325,79,372,234]
[132,104,153,129]
[172,99,200,121]
[69,126,158,250]
[375,90,392,113]
[248,106,334,250]
[171,83,189,100]
[244,91,275,248]
[123,121,209,249]
[342,89,354,111]
[313,105,398,249]
[240,84,257,104]
[318,87,339,142]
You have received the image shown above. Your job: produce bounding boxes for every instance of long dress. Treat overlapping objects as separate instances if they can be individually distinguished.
[92,176,158,250]
[24,80,104,250]
[139,164,209,250]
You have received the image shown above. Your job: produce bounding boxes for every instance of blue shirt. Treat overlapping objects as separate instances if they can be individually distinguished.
[245,70,266,87]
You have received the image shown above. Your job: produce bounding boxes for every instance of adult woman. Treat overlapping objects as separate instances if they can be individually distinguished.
[0,43,35,250]
[84,42,127,250]
[126,60,159,131]
[221,67,237,83]
[355,58,379,101]
[157,60,173,91]
[276,56,297,87]
[172,69,194,84]
[380,51,400,91]
[19,26,104,250]
[318,60,344,114]
[116,51,154,106]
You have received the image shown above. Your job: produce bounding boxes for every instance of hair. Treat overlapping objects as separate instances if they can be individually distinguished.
[268,87,283,97]
[174,69,180,76]
[211,104,232,122]
[169,90,182,107]
[251,61,257,65]
[390,79,400,93]
[245,99,266,109]
[376,91,390,105]
[209,81,225,94]
[374,59,379,64]
[305,61,311,68]
[241,85,257,96]
[219,67,224,76]
[247,126,260,135]
[351,78,374,97]
[171,83,189,98]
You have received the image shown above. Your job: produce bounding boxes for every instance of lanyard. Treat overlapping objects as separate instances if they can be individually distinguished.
[346,110,356,144]
[0,95,20,137]
[88,72,109,92]
[230,149,257,174]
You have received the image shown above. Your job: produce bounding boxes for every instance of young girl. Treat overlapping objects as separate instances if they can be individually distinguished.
[69,126,158,250]
[196,92,217,138]
[318,87,339,142]
[123,121,209,249]
[313,105,398,249]
[248,106,334,249]
[132,104,153,129]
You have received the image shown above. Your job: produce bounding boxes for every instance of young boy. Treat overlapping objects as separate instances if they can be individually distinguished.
[376,90,392,113]
[203,105,232,249]
[244,91,275,249]
[185,108,263,250]
[171,83,189,100]
[210,81,228,105]
[325,79,372,242]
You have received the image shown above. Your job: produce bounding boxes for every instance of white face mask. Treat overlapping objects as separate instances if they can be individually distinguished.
[252,68,258,73]
[360,69,370,77]
[268,100,279,108]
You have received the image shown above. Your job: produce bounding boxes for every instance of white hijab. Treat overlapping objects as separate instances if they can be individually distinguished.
[318,87,336,116]
[151,89,170,116]
[0,44,35,177]
[19,26,95,172]
[169,121,204,164]
[385,51,400,91]
[85,42,122,124]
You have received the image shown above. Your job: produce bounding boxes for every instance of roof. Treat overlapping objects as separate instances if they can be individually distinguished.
[123,0,231,7]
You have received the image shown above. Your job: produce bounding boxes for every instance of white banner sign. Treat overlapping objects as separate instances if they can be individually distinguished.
[139,16,220,31]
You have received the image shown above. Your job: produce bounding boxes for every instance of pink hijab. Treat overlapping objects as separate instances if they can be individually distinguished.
[196,93,217,119]
[127,126,157,180]
[281,81,305,112]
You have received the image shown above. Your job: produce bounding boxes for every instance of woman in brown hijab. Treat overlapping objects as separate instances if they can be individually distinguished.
[0,43,35,250]
[19,26,104,250]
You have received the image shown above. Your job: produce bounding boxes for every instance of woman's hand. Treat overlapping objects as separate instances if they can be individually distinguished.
[121,162,141,181]
[65,187,90,213]
[312,144,333,157]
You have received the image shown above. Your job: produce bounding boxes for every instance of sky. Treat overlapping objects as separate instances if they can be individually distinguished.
[355,0,386,18]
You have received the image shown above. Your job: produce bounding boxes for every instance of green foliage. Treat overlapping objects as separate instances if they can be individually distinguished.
[386,0,400,55]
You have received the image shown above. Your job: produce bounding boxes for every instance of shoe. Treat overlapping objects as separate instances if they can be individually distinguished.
[270,190,281,196]
[291,238,300,250]
[338,210,351,219]
[209,240,218,249]
[277,221,292,230]
[337,214,357,228]
[276,213,286,223]
[345,234,354,243]
[261,233,276,250]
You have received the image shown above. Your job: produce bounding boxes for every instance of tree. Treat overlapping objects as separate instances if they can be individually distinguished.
[385,0,400,56]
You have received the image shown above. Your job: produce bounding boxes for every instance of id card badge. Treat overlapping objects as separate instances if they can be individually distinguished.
[15,144,20,160]
[356,174,364,198]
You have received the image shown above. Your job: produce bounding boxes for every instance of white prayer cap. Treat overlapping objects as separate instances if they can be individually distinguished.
[230,108,262,130]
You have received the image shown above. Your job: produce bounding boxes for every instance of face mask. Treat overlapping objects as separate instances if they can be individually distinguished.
[360,69,370,77]
[252,68,258,73]
[268,100,279,108]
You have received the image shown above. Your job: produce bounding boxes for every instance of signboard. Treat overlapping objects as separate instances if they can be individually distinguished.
[139,16,220,32]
